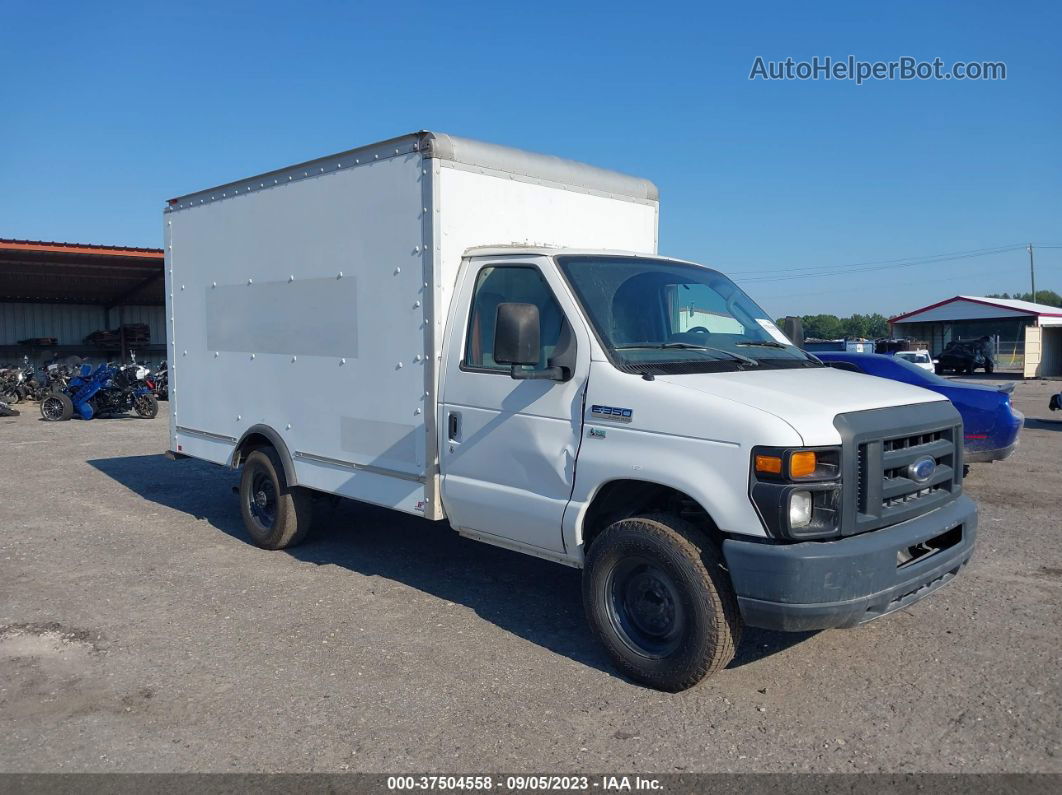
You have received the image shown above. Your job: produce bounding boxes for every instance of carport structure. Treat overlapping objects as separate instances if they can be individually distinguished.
[889,295,1062,377]
[0,238,165,365]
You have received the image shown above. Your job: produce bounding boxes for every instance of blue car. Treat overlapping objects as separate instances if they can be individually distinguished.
[816,352,1022,463]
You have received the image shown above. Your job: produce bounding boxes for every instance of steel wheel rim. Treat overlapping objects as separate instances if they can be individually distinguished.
[42,397,64,420]
[605,556,685,659]
[248,471,278,529]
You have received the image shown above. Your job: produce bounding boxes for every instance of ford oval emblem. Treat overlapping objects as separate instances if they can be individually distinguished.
[908,456,937,483]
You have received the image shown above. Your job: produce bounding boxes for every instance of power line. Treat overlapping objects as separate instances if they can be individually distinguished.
[734,245,1026,284]
[728,244,1025,277]
[752,261,1026,301]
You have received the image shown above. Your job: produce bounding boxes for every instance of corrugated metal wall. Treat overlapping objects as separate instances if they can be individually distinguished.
[0,303,167,346]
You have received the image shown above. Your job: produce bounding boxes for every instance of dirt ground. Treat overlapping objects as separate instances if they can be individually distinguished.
[1,378,1060,773]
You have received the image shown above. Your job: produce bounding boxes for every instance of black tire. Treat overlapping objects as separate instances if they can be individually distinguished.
[583,514,742,692]
[1,389,20,405]
[133,393,159,418]
[40,392,74,422]
[984,361,994,374]
[239,448,314,550]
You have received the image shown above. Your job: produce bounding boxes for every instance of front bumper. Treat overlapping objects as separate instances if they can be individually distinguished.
[722,495,977,632]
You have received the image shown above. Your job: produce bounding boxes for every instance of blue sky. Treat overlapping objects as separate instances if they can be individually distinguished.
[1,0,1059,317]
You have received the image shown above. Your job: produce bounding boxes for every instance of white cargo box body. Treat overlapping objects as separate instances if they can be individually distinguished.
[165,132,658,520]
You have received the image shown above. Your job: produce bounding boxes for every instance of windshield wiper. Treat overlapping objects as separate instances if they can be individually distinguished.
[615,343,758,366]
[736,340,788,349]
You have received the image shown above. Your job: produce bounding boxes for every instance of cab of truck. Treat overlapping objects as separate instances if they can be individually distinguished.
[439,247,977,690]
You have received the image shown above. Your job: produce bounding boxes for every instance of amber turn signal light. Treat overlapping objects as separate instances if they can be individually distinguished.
[754,454,783,475]
[789,451,817,478]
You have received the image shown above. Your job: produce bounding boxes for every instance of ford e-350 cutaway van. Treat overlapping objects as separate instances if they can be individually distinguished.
[165,132,977,691]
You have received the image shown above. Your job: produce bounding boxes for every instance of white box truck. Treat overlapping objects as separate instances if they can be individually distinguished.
[165,132,977,691]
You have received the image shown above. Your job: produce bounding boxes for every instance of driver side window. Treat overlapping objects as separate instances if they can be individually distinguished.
[464,266,566,372]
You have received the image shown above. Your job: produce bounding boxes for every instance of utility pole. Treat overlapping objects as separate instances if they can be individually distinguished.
[1028,243,1036,302]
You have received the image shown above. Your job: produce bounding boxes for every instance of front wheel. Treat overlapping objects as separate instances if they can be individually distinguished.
[40,393,74,421]
[239,448,314,549]
[583,514,742,692]
[133,393,158,418]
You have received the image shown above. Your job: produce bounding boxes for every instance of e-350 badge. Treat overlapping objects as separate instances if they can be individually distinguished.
[591,404,633,423]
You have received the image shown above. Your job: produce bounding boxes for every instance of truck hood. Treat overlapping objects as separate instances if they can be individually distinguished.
[656,366,947,445]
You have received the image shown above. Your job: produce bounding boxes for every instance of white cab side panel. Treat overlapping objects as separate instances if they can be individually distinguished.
[562,361,806,554]
[434,165,658,352]
[167,153,431,515]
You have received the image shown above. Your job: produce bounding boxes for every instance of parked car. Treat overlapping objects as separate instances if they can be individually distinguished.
[894,349,935,372]
[935,338,994,375]
[817,352,1021,462]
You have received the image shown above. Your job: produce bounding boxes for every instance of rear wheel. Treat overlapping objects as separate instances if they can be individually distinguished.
[133,393,158,418]
[40,393,74,421]
[239,448,314,549]
[984,361,994,374]
[583,514,742,692]
[1,389,20,404]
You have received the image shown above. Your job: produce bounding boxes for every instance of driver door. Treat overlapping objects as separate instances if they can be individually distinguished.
[439,259,588,553]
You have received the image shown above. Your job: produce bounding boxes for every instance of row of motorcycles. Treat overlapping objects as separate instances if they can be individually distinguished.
[0,354,168,421]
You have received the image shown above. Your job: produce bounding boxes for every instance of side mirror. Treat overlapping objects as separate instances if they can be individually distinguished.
[494,303,540,367]
[494,302,565,381]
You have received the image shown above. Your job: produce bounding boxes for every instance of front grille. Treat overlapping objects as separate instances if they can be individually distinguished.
[836,403,963,536]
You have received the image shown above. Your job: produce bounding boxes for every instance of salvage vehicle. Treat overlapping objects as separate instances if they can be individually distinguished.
[817,352,1022,463]
[40,362,158,421]
[936,338,995,375]
[164,132,978,691]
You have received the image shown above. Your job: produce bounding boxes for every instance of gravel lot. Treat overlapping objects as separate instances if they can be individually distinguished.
[2,378,1060,774]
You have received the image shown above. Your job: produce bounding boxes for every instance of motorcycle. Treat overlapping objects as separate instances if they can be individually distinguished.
[40,362,158,421]
[0,365,25,404]
[145,360,168,400]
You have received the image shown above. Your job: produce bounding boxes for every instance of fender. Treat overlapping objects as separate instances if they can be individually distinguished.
[229,424,298,486]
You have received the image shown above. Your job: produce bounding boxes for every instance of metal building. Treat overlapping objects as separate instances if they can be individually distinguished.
[889,295,1062,377]
[0,239,165,367]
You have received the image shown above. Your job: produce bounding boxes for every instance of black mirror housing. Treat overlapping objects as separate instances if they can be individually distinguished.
[494,303,540,366]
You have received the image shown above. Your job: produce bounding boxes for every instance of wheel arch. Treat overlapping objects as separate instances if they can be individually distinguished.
[580,479,723,552]
[230,424,298,485]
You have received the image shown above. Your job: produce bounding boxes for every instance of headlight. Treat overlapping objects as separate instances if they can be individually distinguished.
[750,446,842,539]
[789,490,812,528]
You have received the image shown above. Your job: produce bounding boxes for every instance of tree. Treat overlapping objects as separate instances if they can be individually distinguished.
[800,314,844,340]
[987,290,1061,307]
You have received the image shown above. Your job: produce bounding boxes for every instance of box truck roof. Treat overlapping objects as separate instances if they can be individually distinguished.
[462,245,701,266]
[166,131,659,211]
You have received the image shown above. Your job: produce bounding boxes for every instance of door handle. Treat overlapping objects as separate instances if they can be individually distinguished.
[448,412,460,441]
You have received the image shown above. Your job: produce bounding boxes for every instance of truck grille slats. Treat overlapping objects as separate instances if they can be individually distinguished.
[837,405,963,536]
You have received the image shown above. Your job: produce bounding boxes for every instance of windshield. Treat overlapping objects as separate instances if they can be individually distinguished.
[557,256,819,374]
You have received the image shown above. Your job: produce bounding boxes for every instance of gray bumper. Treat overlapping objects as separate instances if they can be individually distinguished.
[723,495,977,632]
